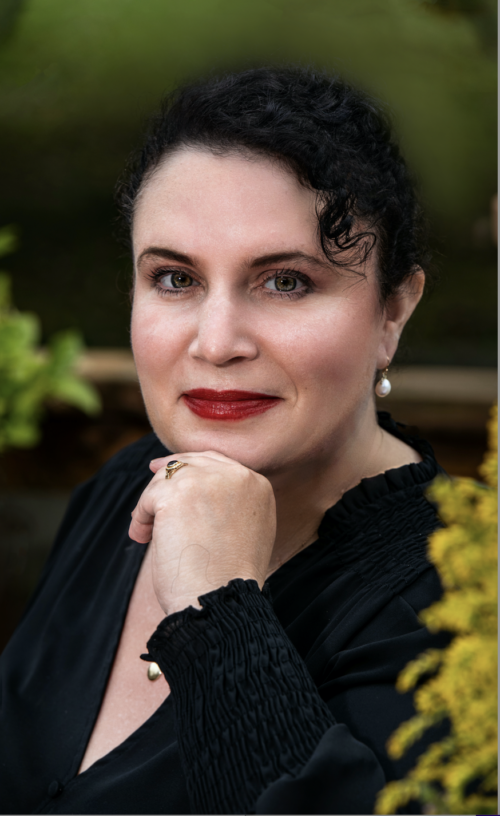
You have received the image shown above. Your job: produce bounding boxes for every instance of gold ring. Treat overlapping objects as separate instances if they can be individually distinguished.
[165,460,188,479]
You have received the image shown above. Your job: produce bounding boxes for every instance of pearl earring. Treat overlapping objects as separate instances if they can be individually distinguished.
[375,363,391,398]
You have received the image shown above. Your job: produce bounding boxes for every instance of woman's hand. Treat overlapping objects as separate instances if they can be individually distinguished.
[129,451,277,615]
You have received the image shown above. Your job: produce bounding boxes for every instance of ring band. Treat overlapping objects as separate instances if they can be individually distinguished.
[165,460,188,479]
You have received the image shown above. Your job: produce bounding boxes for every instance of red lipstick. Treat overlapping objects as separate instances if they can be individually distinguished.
[182,389,281,420]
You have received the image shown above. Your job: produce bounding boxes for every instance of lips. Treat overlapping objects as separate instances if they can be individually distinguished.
[182,389,281,420]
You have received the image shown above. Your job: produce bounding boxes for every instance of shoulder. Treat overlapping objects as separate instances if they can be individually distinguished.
[318,479,442,599]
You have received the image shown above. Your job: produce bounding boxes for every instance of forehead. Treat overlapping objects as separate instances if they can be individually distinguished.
[132,148,319,260]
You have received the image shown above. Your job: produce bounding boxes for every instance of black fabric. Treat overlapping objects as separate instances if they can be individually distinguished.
[0,413,449,815]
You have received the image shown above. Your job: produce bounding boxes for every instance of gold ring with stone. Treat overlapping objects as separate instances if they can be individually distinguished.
[165,460,189,480]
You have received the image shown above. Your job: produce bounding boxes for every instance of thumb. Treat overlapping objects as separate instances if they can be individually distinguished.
[149,457,172,474]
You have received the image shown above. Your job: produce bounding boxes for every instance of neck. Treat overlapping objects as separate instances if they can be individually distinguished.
[264,405,420,577]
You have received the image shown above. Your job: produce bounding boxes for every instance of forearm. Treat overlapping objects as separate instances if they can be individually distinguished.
[145,578,383,815]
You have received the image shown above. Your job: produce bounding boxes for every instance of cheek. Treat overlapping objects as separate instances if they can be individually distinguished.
[274,303,380,395]
[131,302,187,380]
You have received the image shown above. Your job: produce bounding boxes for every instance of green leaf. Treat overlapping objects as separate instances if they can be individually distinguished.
[47,330,85,370]
[0,272,11,310]
[0,269,101,452]
[2,417,40,449]
[0,225,18,260]
[50,376,101,414]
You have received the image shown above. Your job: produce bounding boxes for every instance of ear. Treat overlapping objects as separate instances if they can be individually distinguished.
[376,268,425,369]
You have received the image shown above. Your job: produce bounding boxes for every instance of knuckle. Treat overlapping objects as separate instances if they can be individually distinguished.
[255,472,272,492]
[173,473,196,494]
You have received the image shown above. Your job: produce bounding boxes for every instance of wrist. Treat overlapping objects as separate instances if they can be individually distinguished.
[162,595,203,615]
[157,571,266,616]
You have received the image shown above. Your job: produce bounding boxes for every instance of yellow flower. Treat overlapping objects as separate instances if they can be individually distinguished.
[375,407,497,816]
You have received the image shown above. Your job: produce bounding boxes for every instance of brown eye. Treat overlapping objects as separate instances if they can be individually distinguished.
[156,271,199,292]
[271,276,297,292]
[171,272,192,288]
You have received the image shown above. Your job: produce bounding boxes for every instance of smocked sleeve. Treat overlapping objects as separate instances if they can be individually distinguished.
[145,578,385,815]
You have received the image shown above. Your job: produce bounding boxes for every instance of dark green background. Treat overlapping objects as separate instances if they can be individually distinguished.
[0,0,496,364]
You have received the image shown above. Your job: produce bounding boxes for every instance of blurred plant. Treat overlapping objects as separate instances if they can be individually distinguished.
[0,225,101,452]
[421,0,497,52]
[375,406,498,815]
[0,0,25,45]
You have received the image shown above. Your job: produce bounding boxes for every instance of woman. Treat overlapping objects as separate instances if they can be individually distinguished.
[1,67,449,815]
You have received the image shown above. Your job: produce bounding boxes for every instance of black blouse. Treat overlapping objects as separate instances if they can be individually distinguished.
[0,413,449,815]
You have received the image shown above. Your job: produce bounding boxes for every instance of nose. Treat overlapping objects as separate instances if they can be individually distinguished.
[188,292,259,366]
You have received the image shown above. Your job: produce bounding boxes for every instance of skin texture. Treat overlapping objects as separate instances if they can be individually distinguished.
[79,148,424,773]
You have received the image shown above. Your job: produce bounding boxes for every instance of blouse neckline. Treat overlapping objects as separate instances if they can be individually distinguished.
[320,411,441,531]
[267,411,442,582]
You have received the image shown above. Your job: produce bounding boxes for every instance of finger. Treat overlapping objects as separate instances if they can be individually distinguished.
[167,450,241,468]
[149,455,194,473]
[149,454,200,476]
[150,457,169,473]
[129,496,156,544]
[149,458,198,482]
[149,452,211,474]
[149,450,237,477]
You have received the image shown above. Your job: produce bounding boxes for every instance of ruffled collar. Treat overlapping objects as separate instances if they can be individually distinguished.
[264,412,444,585]
[317,411,443,539]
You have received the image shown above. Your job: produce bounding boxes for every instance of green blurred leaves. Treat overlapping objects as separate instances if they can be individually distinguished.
[0,0,25,45]
[0,0,495,218]
[0,225,18,259]
[0,226,100,453]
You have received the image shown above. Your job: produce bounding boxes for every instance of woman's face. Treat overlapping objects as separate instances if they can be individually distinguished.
[131,148,399,475]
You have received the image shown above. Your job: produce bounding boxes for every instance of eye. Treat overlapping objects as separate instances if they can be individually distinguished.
[159,271,197,289]
[264,274,303,292]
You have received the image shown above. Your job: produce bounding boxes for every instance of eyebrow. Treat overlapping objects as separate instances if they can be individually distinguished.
[137,246,329,270]
[137,247,195,266]
[248,250,329,269]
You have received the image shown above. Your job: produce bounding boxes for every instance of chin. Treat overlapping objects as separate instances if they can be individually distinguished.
[153,420,287,474]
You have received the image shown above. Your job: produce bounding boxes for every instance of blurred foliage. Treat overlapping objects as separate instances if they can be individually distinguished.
[0,0,496,360]
[422,0,497,52]
[0,1,25,44]
[0,225,100,452]
[375,406,498,815]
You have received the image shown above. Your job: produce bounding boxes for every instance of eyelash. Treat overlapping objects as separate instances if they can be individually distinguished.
[147,268,198,297]
[261,269,312,299]
[147,268,313,299]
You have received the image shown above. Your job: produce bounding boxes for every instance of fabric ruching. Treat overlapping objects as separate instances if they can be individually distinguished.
[146,578,384,815]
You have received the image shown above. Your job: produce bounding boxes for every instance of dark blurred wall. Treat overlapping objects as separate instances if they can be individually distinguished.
[0,0,497,363]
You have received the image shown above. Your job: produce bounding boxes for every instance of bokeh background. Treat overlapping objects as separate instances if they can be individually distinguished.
[0,0,497,648]
[0,0,497,358]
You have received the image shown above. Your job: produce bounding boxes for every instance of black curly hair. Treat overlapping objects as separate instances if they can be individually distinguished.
[116,66,429,302]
